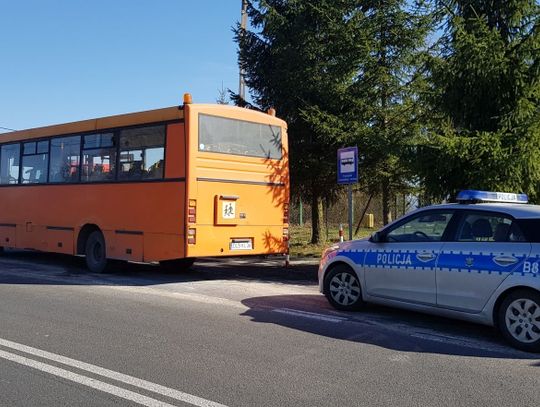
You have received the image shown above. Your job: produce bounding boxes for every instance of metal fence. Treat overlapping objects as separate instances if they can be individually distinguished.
[290,191,416,228]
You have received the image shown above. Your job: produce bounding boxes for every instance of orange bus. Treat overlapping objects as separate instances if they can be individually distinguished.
[0,94,289,272]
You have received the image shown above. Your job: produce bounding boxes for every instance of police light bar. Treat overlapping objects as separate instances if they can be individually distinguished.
[456,190,528,204]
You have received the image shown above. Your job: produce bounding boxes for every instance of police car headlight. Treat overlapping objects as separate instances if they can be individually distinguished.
[322,244,340,260]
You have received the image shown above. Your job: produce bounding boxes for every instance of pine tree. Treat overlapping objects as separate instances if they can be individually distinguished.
[303,0,433,224]
[355,0,432,224]
[216,82,229,105]
[418,0,540,200]
[234,0,367,243]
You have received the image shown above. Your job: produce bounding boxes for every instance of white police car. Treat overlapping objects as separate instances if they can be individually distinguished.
[319,190,540,352]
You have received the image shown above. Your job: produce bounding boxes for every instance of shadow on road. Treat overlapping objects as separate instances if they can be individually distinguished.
[241,294,540,361]
[0,249,318,287]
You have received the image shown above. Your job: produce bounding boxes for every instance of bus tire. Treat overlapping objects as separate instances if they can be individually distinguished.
[159,258,196,272]
[85,231,108,273]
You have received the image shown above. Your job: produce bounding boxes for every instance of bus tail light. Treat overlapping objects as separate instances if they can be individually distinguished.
[188,207,196,224]
[188,200,196,224]
[188,228,196,244]
[283,227,289,242]
[283,203,289,224]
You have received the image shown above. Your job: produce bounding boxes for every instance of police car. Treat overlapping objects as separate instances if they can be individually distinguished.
[318,190,540,352]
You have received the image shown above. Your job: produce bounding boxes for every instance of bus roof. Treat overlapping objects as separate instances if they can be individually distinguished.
[0,103,287,144]
[0,106,185,143]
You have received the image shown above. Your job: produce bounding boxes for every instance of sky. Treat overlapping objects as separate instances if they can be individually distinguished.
[0,0,243,133]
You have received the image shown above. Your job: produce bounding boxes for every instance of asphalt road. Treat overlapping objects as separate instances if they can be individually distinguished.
[0,250,538,407]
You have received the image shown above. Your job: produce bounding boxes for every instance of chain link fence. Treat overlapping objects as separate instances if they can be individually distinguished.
[290,191,417,229]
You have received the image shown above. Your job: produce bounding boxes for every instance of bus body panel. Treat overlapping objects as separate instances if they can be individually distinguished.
[184,104,289,258]
[187,181,287,256]
[164,122,186,179]
[0,181,185,262]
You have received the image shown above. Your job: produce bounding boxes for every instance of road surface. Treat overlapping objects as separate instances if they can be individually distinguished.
[0,250,538,406]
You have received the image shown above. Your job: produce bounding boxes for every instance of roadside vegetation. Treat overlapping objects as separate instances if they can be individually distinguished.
[289,224,373,258]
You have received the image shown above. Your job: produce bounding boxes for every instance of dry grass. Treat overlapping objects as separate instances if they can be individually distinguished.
[288,224,373,258]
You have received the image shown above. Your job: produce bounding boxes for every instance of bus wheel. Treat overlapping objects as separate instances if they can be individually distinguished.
[85,231,108,273]
[159,258,196,272]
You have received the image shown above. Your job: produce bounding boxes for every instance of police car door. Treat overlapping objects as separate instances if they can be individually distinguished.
[436,211,531,312]
[364,210,455,305]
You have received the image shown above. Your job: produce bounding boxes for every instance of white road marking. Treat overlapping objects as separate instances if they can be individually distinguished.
[112,285,248,310]
[0,349,176,407]
[0,338,228,407]
[0,268,112,286]
[388,354,411,363]
[272,308,346,323]
[410,331,516,354]
[341,316,527,355]
[0,269,247,310]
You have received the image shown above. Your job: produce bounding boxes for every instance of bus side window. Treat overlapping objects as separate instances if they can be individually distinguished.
[0,143,21,185]
[81,133,116,183]
[49,136,81,183]
[22,140,49,184]
[118,125,165,181]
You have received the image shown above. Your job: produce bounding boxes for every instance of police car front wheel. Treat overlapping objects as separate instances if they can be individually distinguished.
[498,289,540,352]
[324,265,364,311]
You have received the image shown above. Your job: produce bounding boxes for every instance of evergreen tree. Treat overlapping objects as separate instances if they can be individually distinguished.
[418,0,540,200]
[216,82,229,105]
[355,0,432,224]
[303,0,433,224]
[234,0,367,243]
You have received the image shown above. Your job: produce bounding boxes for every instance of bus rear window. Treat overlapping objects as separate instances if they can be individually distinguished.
[199,114,282,159]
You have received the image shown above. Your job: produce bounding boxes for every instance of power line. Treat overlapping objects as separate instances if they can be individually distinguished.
[0,126,17,132]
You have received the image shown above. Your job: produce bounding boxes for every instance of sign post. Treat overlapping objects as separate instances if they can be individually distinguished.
[337,147,358,240]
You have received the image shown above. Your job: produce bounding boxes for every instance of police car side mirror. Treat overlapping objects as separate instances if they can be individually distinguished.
[370,231,383,243]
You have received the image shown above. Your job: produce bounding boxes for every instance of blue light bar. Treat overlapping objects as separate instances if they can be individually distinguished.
[456,190,528,204]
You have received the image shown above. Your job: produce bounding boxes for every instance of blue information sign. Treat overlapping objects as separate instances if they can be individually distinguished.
[337,146,358,184]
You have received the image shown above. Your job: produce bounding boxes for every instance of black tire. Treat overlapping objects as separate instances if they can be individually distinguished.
[498,289,540,353]
[159,257,196,272]
[85,231,108,273]
[324,264,364,311]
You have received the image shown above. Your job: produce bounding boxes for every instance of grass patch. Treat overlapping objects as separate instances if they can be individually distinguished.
[289,224,373,258]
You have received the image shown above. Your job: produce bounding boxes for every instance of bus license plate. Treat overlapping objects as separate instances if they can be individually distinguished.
[230,239,253,250]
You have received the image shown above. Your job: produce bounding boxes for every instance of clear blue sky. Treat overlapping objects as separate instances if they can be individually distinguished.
[0,0,243,132]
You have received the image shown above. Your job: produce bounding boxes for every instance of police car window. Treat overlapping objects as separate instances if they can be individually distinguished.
[516,219,540,242]
[457,213,525,242]
[386,212,454,242]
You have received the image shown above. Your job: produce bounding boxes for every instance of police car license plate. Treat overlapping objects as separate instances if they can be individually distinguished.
[230,239,253,250]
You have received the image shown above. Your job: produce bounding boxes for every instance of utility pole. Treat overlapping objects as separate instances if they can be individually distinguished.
[239,0,248,101]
